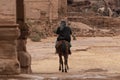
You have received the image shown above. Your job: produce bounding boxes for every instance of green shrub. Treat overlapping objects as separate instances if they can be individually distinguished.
[30,32,41,42]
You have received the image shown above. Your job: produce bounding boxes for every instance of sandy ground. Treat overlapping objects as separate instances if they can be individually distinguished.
[26,36,120,79]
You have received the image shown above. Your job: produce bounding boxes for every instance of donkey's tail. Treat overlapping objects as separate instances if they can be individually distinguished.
[61,41,66,54]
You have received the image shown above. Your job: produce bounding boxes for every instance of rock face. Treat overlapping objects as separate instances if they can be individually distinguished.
[25,0,59,21]
[0,24,20,74]
[0,0,16,21]
[58,0,67,18]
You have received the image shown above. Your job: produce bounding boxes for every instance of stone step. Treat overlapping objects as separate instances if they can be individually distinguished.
[0,73,119,80]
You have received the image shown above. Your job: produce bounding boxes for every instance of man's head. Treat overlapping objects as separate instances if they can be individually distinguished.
[60,21,66,26]
[60,21,66,31]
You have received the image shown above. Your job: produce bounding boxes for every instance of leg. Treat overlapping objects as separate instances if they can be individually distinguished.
[68,42,72,55]
[69,48,71,55]
[59,55,64,72]
[59,55,61,71]
[64,55,68,73]
[67,60,69,70]
[55,41,59,54]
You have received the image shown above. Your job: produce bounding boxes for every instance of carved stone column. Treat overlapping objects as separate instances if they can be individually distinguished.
[16,0,32,74]
[0,24,20,75]
[17,22,32,73]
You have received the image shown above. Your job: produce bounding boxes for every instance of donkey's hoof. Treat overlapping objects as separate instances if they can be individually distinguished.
[65,70,67,73]
[62,70,64,72]
[59,69,61,71]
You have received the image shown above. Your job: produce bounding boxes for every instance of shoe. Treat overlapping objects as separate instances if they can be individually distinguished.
[69,49,71,55]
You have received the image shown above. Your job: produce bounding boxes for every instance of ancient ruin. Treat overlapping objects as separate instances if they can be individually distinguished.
[0,0,68,75]
[0,1,120,80]
[16,0,32,73]
[25,0,67,22]
[0,24,20,75]
[0,0,20,75]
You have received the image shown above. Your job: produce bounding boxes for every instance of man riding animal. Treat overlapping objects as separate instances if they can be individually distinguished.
[55,20,72,72]
[55,21,72,55]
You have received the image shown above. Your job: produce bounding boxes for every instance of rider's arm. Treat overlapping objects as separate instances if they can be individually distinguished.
[69,27,72,35]
[56,27,60,34]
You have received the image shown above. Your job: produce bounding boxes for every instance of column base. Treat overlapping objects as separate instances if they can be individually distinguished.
[0,24,20,75]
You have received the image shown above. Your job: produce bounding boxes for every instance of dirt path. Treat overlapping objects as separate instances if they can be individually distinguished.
[26,36,120,79]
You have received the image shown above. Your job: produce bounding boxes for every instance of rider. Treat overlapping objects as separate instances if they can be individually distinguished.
[55,20,72,54]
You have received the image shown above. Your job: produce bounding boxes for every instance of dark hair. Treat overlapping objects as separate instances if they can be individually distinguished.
[61,21,66,26]
[60,21,66,31]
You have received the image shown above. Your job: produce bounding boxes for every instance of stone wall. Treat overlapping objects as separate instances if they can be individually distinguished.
[0,0,16,23]
[25,0,59,21]
[0,0,60,22]
[58,0,67,18]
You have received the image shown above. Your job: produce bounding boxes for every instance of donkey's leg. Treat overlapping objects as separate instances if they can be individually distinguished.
[59,55,64,72]
[59,55,62,71]
[64,55,68,73]
[61,57,64,72]
[67,59,69,70]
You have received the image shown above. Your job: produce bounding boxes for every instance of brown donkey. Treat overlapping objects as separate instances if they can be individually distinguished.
[56,40,71,73]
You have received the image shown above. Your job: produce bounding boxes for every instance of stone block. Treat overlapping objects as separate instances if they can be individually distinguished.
[0,59,20,75]
[0,24,20,74]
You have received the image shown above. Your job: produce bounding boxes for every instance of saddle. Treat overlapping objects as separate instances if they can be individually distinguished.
[56,40,71,55]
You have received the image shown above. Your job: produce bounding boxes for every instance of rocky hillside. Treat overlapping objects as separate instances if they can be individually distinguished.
[68,15,120,37]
